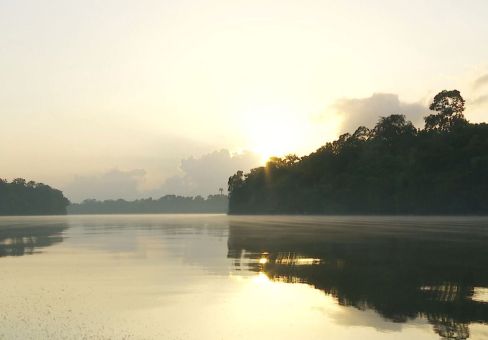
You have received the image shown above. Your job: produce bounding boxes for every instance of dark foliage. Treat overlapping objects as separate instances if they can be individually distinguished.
[228,90,488,214]
[68,194,228,214]
[0,178,70,215]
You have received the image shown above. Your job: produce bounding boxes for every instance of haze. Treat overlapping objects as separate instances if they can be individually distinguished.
[2,0,488,202]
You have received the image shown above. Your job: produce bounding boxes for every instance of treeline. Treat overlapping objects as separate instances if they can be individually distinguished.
[228,90,488,214]
[68,195,228,214]
[0,178,70,215]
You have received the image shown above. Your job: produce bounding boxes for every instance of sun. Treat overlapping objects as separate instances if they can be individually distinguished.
[242,105,306,164]
[258,133,298,163]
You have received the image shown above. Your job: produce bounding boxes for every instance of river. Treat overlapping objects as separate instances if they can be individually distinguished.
[1,215,487,339]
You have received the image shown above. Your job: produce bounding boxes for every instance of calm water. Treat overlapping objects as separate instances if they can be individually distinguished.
[1,215,488,339]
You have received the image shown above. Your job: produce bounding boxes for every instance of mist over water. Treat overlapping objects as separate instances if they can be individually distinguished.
[1,215,487,339]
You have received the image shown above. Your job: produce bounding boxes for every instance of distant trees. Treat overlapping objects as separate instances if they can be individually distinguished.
[228,90,488,214]
[67,194,228,214]
[0,178,70,215]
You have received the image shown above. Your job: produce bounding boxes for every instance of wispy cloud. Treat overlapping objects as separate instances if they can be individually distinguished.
[470,94,488,106]
[473,74,488,91]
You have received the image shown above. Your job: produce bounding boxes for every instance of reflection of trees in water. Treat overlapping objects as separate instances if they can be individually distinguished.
[0,224,67,257]
[227,219,488,339]
[430,316,470,340]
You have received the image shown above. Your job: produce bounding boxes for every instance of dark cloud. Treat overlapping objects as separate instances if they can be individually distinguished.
[63,169,146,203]
[334,93,427,133]
[473,74,488,90]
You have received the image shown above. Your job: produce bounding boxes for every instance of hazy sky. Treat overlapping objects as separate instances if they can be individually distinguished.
[2,0,488,201]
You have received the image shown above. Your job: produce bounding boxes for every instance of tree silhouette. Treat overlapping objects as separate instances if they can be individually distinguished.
[227,170,244,196]
[425,90,467,131]
[228,90,488,215]
[373,114,416,142]
[0,179,70,215]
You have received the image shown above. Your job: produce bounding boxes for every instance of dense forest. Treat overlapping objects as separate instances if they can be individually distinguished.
[228,90,488,214]
[0,178,70,215]
[68,194,228,214]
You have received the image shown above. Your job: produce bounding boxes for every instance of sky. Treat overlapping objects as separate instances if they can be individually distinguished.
[2,0,488,201]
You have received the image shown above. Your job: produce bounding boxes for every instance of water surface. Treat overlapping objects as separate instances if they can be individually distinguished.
[1,215,487,339]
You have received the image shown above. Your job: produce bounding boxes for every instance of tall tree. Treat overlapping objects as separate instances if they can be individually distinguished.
[228,90,488,215]
[425,90,466,131]
[227,171,244,197]
[373,114,416,142]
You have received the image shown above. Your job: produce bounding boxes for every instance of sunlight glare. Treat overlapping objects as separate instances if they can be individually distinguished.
[241,105,308,163]
[253,272,271,285]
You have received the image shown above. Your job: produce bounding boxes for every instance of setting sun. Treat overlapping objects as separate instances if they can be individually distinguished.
[241,105,312,163]
[3,1,488,339]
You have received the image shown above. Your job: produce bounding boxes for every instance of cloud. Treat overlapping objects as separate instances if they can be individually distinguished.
[469,74,488,112]
[470,94,488,106]
[473,74,488,91]
[63,169,146,203]
[63,150,261,202]
[152,149,260,197]
[333,93,427,133]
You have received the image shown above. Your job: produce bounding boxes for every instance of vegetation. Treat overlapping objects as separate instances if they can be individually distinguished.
[228,90,488,214]
[0,178,70,215]
[68,194,228,214]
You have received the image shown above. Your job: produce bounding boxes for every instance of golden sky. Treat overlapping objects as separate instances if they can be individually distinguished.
[2,0,488,200]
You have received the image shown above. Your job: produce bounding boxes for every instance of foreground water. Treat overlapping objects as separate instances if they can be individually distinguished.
[0,215,487,339]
